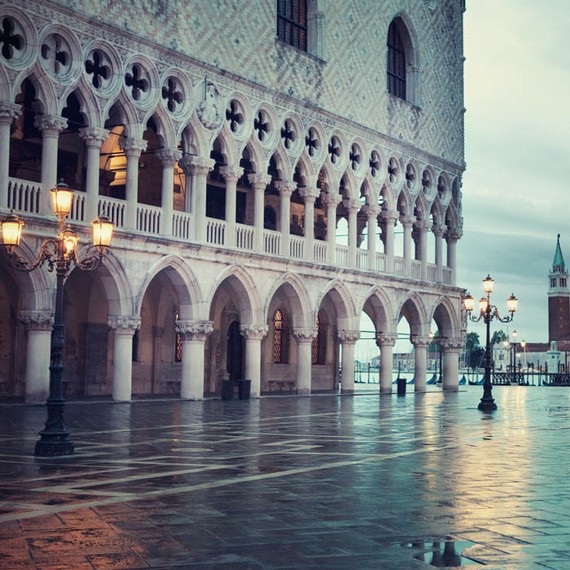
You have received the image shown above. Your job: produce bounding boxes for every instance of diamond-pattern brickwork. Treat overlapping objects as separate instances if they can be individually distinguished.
[42,0,465,166]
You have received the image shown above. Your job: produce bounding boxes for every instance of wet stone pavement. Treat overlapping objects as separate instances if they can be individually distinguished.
[1,387,570,569]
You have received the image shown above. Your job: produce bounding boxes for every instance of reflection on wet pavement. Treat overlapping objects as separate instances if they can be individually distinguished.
[0,387,569,568]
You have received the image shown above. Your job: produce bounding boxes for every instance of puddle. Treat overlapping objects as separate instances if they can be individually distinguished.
[405,538,484,567]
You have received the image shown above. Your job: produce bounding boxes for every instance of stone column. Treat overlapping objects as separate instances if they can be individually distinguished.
[380,210,397,273]
[108,316,141,401]
[339,330,359,394]
[445,228,461,286]
[275,180,295,257]
[178,155,193,214]
[240,325,268,398]
[248,173,271,253]
[293,328,317,395]
[79,127,109,222]
[185,157,214,242]
[324,193,340,264]
[299,186,320,261]
[414,219,429,281]
[441,337,462,392]
[219,165,243,248]
[433,223,446,283]
[400,215,415,276]
[119,137,147,230]
[0,102,21,210]
[20,311,53,403]
[155,148,182,238]
[412,336,429,392]
[345,198,360,268]
[175,320,214,400]
[363,204,380,271]
[35,114,68,215]
[376,333,396,394]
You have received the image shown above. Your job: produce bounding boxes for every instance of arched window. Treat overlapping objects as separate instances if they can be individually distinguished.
[277,0,307,51]
[312,311,327,364]
[387,20,406,99]
[273,309,290,363]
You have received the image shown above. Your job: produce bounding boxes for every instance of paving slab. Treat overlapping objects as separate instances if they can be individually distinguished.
[0,386,569,569]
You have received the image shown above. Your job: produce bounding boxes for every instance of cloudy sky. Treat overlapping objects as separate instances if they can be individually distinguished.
[459,0,570,346]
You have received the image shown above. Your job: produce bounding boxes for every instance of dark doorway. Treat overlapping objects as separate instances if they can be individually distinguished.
[227,320,244,380]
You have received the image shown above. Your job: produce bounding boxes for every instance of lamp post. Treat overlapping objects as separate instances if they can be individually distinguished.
[511,330,518,383]
[463,275,518,411]
[1,180,113,456]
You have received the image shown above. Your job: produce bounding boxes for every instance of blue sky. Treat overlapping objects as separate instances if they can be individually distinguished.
[459,0,570,346]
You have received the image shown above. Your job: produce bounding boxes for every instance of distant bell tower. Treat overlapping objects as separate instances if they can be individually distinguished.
[548,234,570,342]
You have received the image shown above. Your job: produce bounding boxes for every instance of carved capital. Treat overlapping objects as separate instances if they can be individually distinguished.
[440,337,463,350]
[380,209,398,224]
[119,137,147,157]
[34,114,68,134]
[343,198,361,213]
[432,223,447,238]
[179,156,214,176]
[108,316,141,333]
[338,329,360,344]
[240,324,268,341]
[363,204,381,219]
[399,214,416,227]
[274,180,296,197]
[248,173,272,190]
[323,192,341,208]
[292,327,318,343]
[175,320,214,341]
[155,148,182,167]
[445,227,463,241]
[376,333,396,347]
[299,186,320,202]
[19,311,54,331]
[219,165,243,182]
[411,335,430,348]
[79,127,109,148]
[0,101,21,125]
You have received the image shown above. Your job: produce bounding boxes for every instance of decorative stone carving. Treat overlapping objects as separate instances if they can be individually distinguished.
[34,114,68,134]
[376,333,396,347]
[19,311,54,331]
[197,81,222,129]
[240,325,268,341]
[299,186,320,203]
[119,137,147,157]
[411,335,430,348]
[156,148,182,168]
[108,316,141,333]
[0,101,21,125]
[219,165,243,183]
[175,320,214,341]
[293,328,318,343]
[79,127,109,148]
[338,330,360,344]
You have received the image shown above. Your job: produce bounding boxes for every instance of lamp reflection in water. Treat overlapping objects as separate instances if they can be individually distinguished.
[1,180,113,456]
[463,275,518,411]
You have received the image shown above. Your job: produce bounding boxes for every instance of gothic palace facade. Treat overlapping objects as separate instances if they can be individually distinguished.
[0,0,466,402]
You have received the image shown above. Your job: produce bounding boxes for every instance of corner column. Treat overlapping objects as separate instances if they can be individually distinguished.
[176,320,214,399]
[79,127,109,222]
[376,333,396,394]
[412,336,429,392]
[35,114,68,215]
[240,325,268,398]
[441,338,462,391]
[219,165,243,248]
[293,328,317,395]
[0,102,21,210]
[20,311,53,403]
[339,330,360,394]
[119,137,147,230]
[248,173,271,253]
[108,316,141,401]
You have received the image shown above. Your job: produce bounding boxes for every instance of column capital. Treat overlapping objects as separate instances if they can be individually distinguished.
[399,214,416,227]
[323,192,341,208]
[445,227,463,241]
[439,337,463,350]
[411,335,430,348]
[299,186,320,202]
[219,165,243,182]
[362,204,381,219]
[19,311,53,331]
[0,101,21,124]
[119,136,147,157]
[292,327,318,342]
[432,223,447,238]
[380,209,398,224]
[343,197,361,213]
[178,155,215,176]
[175,320,214,341]
[34,114,67,134]
[338,329,360,344]
[413,219,431,232]
[375,333,396,347]
[108,316,141,333]
[79,127,109,148]
[274,180,296,197]
[248,173,272,189]
[156,147,183,167]
[240,324,268,340]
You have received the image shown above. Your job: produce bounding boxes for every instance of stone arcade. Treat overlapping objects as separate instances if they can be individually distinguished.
[0,0,466,402]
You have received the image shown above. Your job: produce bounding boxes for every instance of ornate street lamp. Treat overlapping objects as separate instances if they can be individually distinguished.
[1,180,113,456]
[463,275,518,411]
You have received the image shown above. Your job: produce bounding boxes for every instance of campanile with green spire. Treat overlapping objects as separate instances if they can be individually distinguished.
[548,234,570,342]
